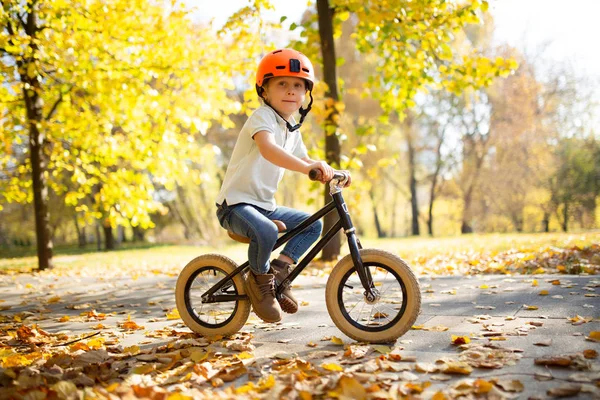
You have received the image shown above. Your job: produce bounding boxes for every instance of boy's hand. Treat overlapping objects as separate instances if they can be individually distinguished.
[307,161,334,183]
[339,170,352,187]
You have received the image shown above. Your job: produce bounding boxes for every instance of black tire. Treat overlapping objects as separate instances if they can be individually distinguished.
[325,249,421,343]
[175,254,250,337]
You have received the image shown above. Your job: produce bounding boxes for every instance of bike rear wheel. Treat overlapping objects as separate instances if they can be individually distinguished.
[175,254,250,337]
[326,249,421,343]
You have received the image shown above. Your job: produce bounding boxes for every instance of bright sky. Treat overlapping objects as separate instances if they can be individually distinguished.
[184,0,600,79]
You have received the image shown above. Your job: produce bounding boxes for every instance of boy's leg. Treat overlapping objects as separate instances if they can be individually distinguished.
[266,206,323,313]
[267,206,323,264]
[226,203,282,322]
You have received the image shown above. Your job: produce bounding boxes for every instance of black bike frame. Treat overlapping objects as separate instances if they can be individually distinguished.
[200,190,376,303]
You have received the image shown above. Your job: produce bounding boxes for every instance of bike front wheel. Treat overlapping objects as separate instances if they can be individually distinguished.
[175,254,250,337]
[326,249,421,343]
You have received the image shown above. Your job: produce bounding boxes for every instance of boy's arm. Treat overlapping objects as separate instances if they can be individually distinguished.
[254,130,310,174]
[254,131,334,180]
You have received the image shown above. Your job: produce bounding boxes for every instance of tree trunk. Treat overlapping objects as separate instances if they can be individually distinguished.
[390,189,398,237]
[96,222,102,251]
[18,7,53,270]
[103,222,115,250]
[542,212,550,232]
[461,187,474,234]
[317,0,342,260]
[133,226,145,242]
[404,117,420,236]
[562,202,569,232]
[368,189,385,238]
[74,216,87,248]
[427,190,435,236]
[427,128,445,237]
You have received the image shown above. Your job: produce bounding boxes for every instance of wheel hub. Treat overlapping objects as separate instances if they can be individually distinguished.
[364,288,380,304]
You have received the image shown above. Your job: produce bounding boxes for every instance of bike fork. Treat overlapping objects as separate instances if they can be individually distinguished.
[332,192,378,302]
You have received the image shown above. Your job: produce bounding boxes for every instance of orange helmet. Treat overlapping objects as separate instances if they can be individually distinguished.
[255,49,315,97]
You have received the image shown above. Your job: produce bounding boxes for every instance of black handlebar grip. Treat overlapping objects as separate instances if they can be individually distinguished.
[309,169,322,181]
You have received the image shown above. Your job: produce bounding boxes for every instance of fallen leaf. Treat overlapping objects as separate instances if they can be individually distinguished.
[166,308,180,320]
[451,335,471,345]
[321,362,343,372]
[547,384,582,397]
[331,336,344,345]
[583,349,597,359]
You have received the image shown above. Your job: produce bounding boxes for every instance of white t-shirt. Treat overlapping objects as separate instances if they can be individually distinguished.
[216,105,309,211]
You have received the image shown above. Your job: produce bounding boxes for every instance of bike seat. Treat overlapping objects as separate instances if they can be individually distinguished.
[227,220,287,244]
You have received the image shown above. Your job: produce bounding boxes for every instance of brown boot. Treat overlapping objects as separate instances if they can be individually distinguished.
[244,272,282,323]
[271,259,299,314]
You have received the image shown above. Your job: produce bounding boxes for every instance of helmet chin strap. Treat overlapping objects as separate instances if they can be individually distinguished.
[264,91,313,132]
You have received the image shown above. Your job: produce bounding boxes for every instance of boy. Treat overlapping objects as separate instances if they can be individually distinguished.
[216,49,341,323]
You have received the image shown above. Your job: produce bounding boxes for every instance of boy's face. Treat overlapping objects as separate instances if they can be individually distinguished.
[262,76,307,120]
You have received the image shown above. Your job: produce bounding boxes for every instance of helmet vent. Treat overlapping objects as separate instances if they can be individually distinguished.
[289,59,301,72]
[272,50,283,54]
[275,65,286,69]
[302,68,310,73]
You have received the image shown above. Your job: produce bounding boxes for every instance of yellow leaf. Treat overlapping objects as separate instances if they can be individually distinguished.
[166,308,180,320]
[123,345,140,355]
[532,280,538,287]
[105,382,120,393]
[372,345,391,354]
[479,284,489,289]
[524,305,538,310]
[339,375,367,399]
[87,337,105,349]
[236,351,253,360]
[539,290,549,296]
[331,336,344,345]
[58,316,70,322]
[533,267,545,274]
[47,296,61,304]
[299,391,312,400]
[474,378,493,394]
[167,393,193,400]
[432,392,447,400]
[133,364,155,374]
[258,374,275,390]
[235,382,255,394]
[321,362,343,371]
[451,335,470,345]
[588,331,600,340]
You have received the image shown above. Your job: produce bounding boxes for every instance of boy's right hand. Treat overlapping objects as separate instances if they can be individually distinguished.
[307,161,334,183]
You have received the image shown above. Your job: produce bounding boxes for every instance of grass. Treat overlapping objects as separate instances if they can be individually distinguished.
[1,230,598,275]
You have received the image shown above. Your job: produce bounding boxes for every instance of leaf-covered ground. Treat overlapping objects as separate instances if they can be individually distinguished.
[1,232,599,399]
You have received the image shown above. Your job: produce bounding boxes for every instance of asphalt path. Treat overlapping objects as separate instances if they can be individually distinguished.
[1,271,599,398]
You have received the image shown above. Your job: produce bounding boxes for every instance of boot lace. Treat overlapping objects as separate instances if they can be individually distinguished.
[258,279,276,297]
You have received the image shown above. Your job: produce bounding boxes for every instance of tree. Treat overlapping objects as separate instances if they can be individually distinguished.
[1,0,247,266]
[292,0,516,252]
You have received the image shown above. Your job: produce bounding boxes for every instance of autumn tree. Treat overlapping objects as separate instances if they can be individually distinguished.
[1,0,244,267]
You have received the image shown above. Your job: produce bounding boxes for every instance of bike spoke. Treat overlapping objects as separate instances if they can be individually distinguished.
[340,264,405,330]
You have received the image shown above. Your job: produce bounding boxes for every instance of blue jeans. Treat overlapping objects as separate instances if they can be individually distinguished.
[216,202,323,274]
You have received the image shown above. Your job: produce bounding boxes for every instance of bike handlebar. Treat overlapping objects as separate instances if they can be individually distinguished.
[309,169,347,182]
